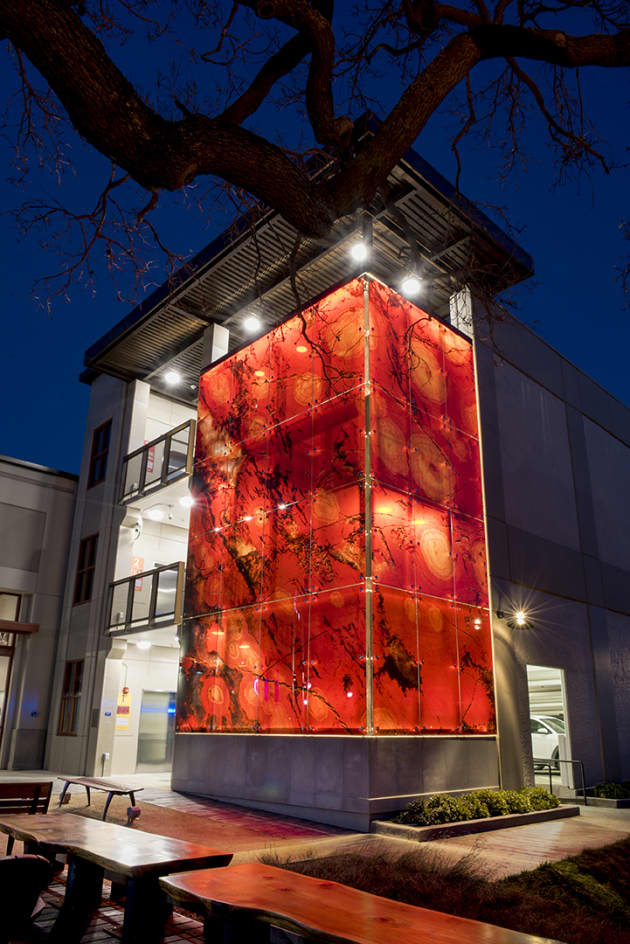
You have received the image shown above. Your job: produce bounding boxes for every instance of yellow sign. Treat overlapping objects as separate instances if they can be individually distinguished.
[116,689,132,731]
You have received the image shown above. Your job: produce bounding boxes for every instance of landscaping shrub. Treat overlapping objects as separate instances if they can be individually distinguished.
[591,781,630,799]
[521,786,560,810]
[471,788,509,817]
[502,790,533,814]
[395,787,558,825]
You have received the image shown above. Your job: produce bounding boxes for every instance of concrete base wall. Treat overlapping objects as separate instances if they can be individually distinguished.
[172,734,499,830]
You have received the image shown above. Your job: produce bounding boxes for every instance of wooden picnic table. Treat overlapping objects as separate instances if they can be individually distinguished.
[161,862,560,944]
[0,812,232,944]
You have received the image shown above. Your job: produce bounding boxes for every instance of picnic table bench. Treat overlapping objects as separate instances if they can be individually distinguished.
[0,780,52,853]
[0,812,232,944]
[161,862,560,944]
[57,776,142,820]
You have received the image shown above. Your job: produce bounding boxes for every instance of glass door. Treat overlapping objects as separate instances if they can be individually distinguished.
[136,690,176,772]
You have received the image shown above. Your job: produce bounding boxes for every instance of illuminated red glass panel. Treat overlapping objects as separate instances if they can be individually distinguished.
[257,598,308,732]
[371,485,415,591]
[408,309,446,423]
[369,279,410,406]
[304,281,365,403]
[311,390,364,493]
[261,499,311,602]
[457,604,495,733]
[442,325,479,437]
[184,527,224,617]
[452,512,489,606]
[371,390,411,493]
[217,513,265,610]
[305,589,366,733]
[372,587,420,733]
[183,275,493,738]
[412,499,454,599]
[310,486,365,593]
[418,596,460,732]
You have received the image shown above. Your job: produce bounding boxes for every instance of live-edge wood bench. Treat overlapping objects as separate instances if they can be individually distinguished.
[57,776,142,820]
[161,862,561,944]
[0,780,52,854]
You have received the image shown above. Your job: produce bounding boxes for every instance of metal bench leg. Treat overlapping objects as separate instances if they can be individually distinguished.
[103,791,115,820]
[129,791,135,806]
[85,785,91,806]
[6,835,14,855]
[58,780,71,808]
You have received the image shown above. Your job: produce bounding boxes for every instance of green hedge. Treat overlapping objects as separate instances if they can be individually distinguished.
[395,786,559,826]
[590,781,630,800]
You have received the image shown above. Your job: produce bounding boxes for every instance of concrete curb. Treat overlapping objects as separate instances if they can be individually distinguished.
[579,796,630,808]
[371,805,580,841]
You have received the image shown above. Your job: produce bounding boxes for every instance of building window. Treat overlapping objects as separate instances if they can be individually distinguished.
[73,534,98,605]
[58,660,83,735]
[87,419,112,488]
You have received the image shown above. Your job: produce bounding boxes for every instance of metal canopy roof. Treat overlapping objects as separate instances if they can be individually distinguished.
[82,141,533,405]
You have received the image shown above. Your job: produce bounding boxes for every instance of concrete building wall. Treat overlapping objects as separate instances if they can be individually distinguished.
[46,374,194,777]
[46,373,133,775]
[0,456,76,768]
[475,311,630,789]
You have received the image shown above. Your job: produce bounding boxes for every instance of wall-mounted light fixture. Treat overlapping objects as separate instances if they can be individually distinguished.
[497,608,532,630]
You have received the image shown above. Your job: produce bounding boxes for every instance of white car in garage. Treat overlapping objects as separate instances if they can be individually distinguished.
[530,715,565,768]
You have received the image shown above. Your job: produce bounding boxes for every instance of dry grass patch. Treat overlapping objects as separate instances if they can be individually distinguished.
[263,837,630,944]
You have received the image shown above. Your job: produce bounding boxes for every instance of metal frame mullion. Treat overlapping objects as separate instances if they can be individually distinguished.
[148,567,161,625]
[162,432,172,485]
[124,579,135,630]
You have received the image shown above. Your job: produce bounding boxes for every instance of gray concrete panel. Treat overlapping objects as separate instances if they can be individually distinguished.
[606,611,630,779]
[485,517,511,581]
[479,317,565,400]
[506,526,586,601]
[474,340,506,522]
[492,578,604,785]
[584,417,630,572]
[494,360,580,550]
[587,606,621,781]
[172,734,498,830]
[578,374,630,447]
[565,407,599,558]
[601,563,630,615]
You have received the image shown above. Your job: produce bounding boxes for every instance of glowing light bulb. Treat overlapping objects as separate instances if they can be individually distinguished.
[296,345,307,353]
[514,609,527,627]
[243,314,262,334]
[165,370,181,385]
[179,495,195,508]
[254,370,265,377]
[401,274,422,296]
[349,241,369,263]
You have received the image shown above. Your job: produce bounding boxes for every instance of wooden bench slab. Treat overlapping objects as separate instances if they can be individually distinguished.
[57,777,143,819]
[161,862,561,944]
[0,813,231,877]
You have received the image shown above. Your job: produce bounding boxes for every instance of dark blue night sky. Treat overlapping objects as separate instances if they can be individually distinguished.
[0,12,628,475]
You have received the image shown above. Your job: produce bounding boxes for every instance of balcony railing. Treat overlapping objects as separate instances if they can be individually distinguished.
[106,562,184,634]
[120,420,195,503]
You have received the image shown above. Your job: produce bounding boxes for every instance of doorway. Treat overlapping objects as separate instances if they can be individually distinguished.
[526,664,569,780]
[136,690,176,773]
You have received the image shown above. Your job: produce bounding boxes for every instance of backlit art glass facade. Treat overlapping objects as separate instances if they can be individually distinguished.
[178,276,495,735]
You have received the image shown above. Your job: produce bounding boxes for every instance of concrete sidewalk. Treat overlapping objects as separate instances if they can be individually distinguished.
[2,770,630,875]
